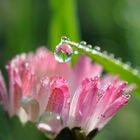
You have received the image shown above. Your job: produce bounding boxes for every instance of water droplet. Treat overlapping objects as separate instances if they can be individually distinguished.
[54,43,73,63]
[123,64,130,69]
[40,77,49,87]
[21,96,39,122]
[109,53,115,58]
[87,44,92,48]
[37,112,63,138]
[80,41,87,46]
[92,49,96,54]
[101,114,105,118]
[61,36,69,42]
[126,61,131,67]
[85,47,90,52]
[102,51,108,55]
[25,62,29,68]
[122,94,131,100]
[94,46,101,51]
[74,50,79,54]
[117,57,122,62]
[133,69,139,75]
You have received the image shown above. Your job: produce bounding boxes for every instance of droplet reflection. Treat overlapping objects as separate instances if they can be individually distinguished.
[37,112,63,139]
[54,43,73,63]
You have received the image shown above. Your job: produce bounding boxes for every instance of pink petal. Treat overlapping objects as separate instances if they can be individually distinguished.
[93,93,130,129]
[103,94,130,118]
[0,71,8,111]
[68,76,100,128]
[10,81,22,116]
[30,48,56,77]
[72,56,102,93]
[7,64,22,116]
[96,82,127,115]
[21,68,37,97]
[86,79,130,133]
[31,48,72,81]
[46,76,70,123]
[37,76,50,114]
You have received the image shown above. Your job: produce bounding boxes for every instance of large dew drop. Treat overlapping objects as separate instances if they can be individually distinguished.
[37,112,63,138]
[21,96,40,122]
[54,43,73,63]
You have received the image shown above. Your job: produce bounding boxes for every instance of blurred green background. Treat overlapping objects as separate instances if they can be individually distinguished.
[0,0,140,140]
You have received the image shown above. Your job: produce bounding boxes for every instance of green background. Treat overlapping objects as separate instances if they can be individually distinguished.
[0,0,140,139]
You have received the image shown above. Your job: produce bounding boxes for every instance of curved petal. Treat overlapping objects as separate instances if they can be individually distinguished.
[46,76,70,124]
[7,61,22,116]
[0,71,8,111]
[71,56,102,93]
[86,80,130,133]
[68,76,100,130]
[30,48,72,81]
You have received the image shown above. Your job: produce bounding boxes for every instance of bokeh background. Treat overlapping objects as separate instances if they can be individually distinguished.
[0,0,140,140]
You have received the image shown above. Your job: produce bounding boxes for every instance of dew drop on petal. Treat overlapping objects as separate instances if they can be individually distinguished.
[37,112,63,138]
[54,43,73,63]
[21,96,40,122]
[25,62,30,68]
[122,94,131,100]
[40,76,49,87]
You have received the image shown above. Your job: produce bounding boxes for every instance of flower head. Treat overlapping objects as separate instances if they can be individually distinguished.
[0,47,134,138]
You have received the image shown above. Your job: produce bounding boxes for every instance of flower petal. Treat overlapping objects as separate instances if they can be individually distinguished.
[103,93,130,118]
[68,76,100,129]
[31,48,72,80]
[0,71,8,111]
[21,96,40,122]
[72,56,102,93]
[86,80,130,133]
[46,76,70,123]
[37,76,50,114]
[7,64,22,116]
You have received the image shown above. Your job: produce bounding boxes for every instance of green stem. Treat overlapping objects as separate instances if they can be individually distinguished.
[61,36,140,93]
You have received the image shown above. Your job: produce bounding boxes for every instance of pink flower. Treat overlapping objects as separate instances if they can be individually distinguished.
[0,47,134,138]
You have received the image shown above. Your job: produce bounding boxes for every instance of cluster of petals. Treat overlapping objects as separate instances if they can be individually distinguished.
[0,47,134,135]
